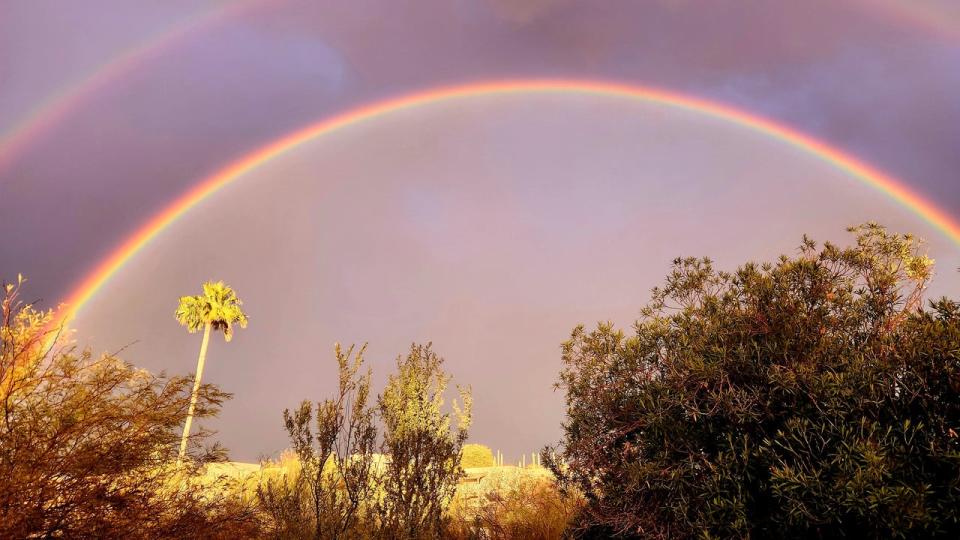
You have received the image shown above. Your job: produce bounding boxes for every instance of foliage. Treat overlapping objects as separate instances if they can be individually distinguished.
[376,343,473,540]
[257,342,473,539]
[0,277,260,538]
[548,224,960,538]
[255,450,314,538]
[258,344,378,540]
[447,471,583,540]
[461,443,495,468]
[175,280,249,342]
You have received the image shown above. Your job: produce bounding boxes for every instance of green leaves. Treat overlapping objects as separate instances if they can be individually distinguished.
[377,343,472,539]
[551,224,960,538]
[175,280,248,341]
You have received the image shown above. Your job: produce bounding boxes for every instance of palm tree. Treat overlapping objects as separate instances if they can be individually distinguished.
[175,281,248,463]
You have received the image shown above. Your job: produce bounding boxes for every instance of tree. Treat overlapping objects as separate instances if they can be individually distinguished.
[377,343,472,539]
[175,281,248,463]
[259,343,379,540]
[548,224,960,538]
[460,443,495,468]
[0,277,259,538]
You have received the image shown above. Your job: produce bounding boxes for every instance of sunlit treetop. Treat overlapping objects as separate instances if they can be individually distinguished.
[174,281,248,342]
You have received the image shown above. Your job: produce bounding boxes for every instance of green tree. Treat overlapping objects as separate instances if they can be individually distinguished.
[548,224,960,538]
[377,343,472,539]
[175,281,248,463]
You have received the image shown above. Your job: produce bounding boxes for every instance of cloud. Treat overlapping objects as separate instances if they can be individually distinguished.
[483,0,568,24]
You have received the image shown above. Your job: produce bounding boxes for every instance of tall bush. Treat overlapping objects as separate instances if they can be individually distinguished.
[377,343,472,539]
[259,343,378,540]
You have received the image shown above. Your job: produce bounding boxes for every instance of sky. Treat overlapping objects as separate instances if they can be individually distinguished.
[1,0,959,462]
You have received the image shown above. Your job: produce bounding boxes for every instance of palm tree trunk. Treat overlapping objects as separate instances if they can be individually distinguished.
[178,322,211,464]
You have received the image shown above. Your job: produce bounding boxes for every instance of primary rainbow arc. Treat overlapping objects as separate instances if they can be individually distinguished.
[53,79,960,328]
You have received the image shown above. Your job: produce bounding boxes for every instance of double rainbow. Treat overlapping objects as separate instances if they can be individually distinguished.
[3,0,957,174]
[50,79,960,328]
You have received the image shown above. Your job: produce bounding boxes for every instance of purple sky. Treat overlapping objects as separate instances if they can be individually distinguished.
[2,0,959,462]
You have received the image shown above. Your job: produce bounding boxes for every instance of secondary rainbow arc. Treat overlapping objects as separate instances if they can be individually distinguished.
[52,79,960,329]
[854,0,960,41]
[0,0,264,172]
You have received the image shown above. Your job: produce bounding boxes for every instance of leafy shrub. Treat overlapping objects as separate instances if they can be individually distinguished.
[376,343,472,539]
[548,225,960,538]
[461,443,495,468]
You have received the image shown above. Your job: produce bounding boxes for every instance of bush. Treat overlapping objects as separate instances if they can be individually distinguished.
[376,343,472,539]
[447,471,582,540]
[461,443,495,468]
[549,224,960,538]
[260,342,472,539]
[258,344,378,540]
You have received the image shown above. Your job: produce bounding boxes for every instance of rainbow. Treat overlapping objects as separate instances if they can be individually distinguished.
[51,79,960,328]
[2,1,956,176]
[3,1,956,177]
[0,0,263,172]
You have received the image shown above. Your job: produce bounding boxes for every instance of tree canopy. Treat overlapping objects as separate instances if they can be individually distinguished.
[175,280,248,342]
[549,224,960,538]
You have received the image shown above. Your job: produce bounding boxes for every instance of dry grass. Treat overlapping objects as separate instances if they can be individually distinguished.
[447,465,581,539]
[197,455,580,539]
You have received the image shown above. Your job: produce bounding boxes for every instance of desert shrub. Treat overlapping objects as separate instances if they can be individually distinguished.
[447,470,582,540]
[461,443,495,468]
[0,277,260,538]
[261,342,473,539]
[549,224,960,538]
[256,450,313,539]
[376,343,472,540]
[258,344,378,540]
